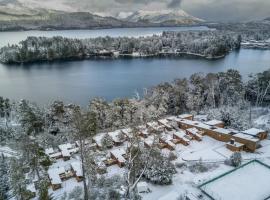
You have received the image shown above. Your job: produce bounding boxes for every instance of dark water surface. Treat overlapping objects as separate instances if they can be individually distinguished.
[0,49,269,105]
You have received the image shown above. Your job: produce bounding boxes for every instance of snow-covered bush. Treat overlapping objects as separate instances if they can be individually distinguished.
[101,134,114,149]
[188,159,219,173]
[226,152,242,167]
[142,149,176,185]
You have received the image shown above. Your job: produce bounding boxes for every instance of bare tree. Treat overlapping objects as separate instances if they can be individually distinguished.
[73,107,97,200]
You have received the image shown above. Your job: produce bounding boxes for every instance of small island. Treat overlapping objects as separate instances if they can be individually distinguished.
[0,31,241,64]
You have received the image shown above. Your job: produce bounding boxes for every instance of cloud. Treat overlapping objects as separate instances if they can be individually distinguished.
[167,0,182,8]
[12,0,270,21]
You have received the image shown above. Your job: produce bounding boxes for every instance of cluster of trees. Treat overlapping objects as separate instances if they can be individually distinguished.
[0,30,241,63]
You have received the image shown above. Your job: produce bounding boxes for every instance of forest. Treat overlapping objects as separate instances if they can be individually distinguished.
[0,68,269,199]
[0,30,241,64]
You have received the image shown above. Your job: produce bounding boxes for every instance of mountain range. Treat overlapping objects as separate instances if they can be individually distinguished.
[0,0,204,31]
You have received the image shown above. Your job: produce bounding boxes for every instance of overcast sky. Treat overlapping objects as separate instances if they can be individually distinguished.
[11,0,270,21]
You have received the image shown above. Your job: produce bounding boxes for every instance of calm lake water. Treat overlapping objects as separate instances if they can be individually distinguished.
[0,27,269,105]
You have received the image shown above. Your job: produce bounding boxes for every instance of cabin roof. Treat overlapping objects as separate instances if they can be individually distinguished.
[205,120,224,126]
[243,128,266,136]
[71,162,83,177]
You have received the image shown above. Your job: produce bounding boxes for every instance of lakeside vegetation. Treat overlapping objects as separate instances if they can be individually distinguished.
[0,31,241,64]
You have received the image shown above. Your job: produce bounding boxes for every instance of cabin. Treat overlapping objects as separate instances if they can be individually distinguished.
[45,148,62,160]
[242,128,268,140]
[173,130,191,146]
[146,121,166,133]
[71,162,83,182]
[144,135,155,148]
[186,128,203,141]
[121,128,133,139]
[58,143,73,160]
[205,120,225,128]
[158,119,174,131]
[178,114,194,120]
[110,148,126,167]
[139,129,151,138]
[108,130,126,146]
[226,139,245,152]
[48,167,65,190]
[205,127,233,142]
[159,133,176,151]
[93,133,107,149]
[232,133,260,152]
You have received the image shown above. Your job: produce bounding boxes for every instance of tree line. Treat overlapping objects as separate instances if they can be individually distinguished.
[0,30,241,64]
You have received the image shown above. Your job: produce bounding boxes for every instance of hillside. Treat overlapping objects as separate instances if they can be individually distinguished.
[121,9,204,25]
[0,10,141,31]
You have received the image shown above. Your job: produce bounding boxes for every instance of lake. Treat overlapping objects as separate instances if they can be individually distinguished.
[0,27,269,105]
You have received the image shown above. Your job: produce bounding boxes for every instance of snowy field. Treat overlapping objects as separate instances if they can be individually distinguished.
[200,160,270,200]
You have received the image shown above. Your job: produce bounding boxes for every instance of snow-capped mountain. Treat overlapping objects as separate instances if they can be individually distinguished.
[120,9,204,25]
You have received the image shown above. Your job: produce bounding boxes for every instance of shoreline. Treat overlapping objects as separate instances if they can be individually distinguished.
[0,51,227,65]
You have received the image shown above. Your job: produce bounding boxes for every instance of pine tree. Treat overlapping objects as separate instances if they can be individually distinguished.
[0,154,9,200]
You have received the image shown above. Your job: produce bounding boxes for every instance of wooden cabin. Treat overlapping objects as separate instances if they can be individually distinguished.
[186,128,203,141]
[48,168,64,190]
[159,134,176,151]
[178,114,194,120]
[242,128,268,140]
[146,121,166,133]
[110,149,126,167]
[108,130,126,146]
[205,120,225,128]
[144,136,155,148]
[71,162,83,182]
[226,139,245,152]
[158,119,174,131]
[173,130,190,146]
[232,133,260,152]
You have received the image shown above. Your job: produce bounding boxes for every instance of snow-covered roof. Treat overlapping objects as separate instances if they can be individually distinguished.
[158,119,173,128]
[158,191,179,200]
[178,114,193,119]
[59,143,72,151]
[243,128,266,136]
[26,183,36,193]
[213,127,232,135]
[174,130,186,138]
[45,148,54,155]
[205,120,224,126]
[226,141,245,148]
[61,149,71,157]
[49,152,62,158]
[187,127,200,135]
[121,128,132,136]
[71,162,83,177]
[194,114,208,121]
[144,135,155,146]
[93,132,106,147]
[233,133,259,142]
[110,148,126,163]
[48,167,64,185]
[108,130,124,143]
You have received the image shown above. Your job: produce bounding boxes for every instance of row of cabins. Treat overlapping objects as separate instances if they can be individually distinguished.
[48,162,83,190]
[172,115,268,152]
